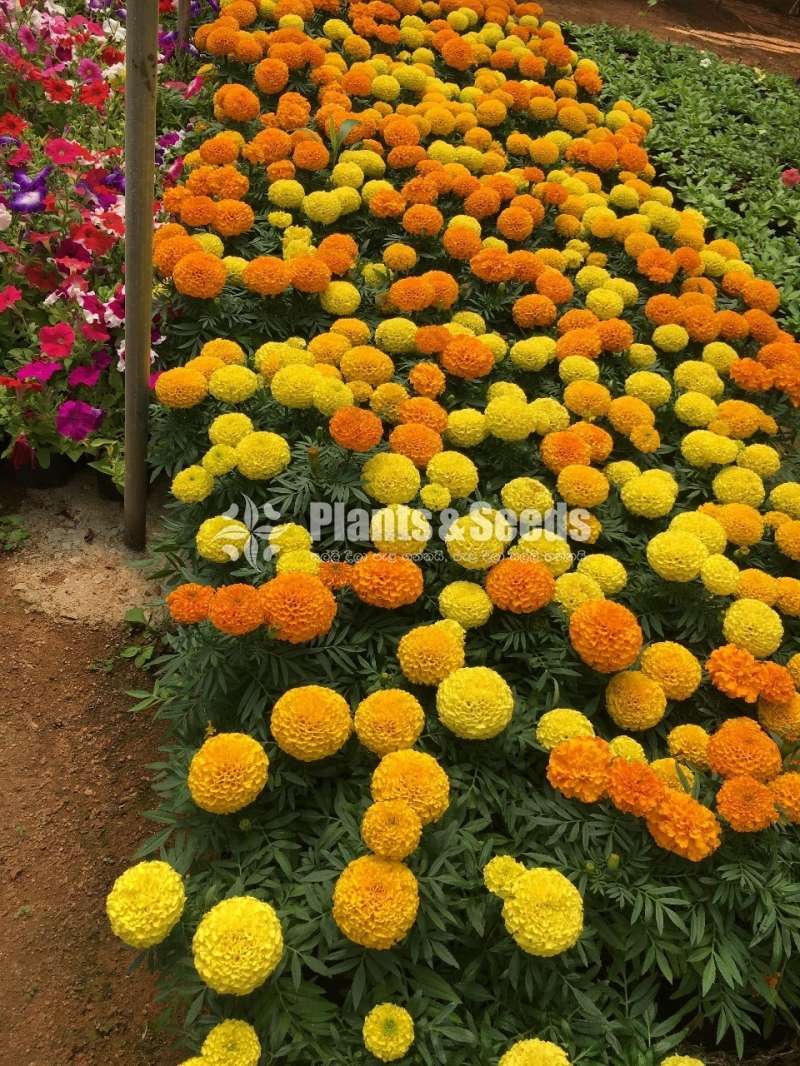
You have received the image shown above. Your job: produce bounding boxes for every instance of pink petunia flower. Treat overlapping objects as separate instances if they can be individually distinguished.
[45,137,84,165]
[39,322,75,359]
[781,168,800,189]
[0,285,22,312]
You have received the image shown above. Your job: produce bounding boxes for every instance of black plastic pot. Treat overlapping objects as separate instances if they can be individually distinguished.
[13,453,75,489]
[95,469,124,502]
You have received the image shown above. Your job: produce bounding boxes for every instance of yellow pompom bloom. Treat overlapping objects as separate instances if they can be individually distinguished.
[446,408,488,446]
[646,531,708,582]
[669,511,727,554]
[605,460,640,487]
[640,642,701,700]
[362,453,421,504]
[370,504,432,555]
[576,554,627,595]
[354,689,425,756]
[209,411,253,447]
[770,483,800,519]
[155,367,208,408]
[193,896,283,995]
[712,467,765,508]
[269,522,312,554]
[371,749,450,825]
[208,364,259,404]
[501,477,554,517]
[483,855,526,900]
[398,621,465,685]
[606,671,667,731]
[667,724,710,770]
[196,515,250,563]
[438,580,493,628]
[509,529,572,576]
[436,666,514,739]
[651,758,695,793]
[700,553,740,596]
[499,1038,572,1066]
[501,867,584,957]
[271,364,320,408]
[235,432,291,480]
[171,464,215,504]
[202,444,237,476]
[723,599,783,658]
[420,483,451,510]
[333,855,419,949]
[426,450,479,498]
[201,1020,261,1066]
[320,280,361,315]
[554,572,604,613]
[660,1057,705,1066]
[362,1004,415,1062]
[270,685,352,761]
[201,339,245,365]
[536,708,594,751]
[361,800,422,862]
[188,733,268,814]
[106,860,185,949]
[625,370,671,408]
[446,508,511,570]
[620,472,677,518]
[609,736,647,763]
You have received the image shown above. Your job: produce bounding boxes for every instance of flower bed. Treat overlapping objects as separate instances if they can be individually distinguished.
[108,1,800,1064]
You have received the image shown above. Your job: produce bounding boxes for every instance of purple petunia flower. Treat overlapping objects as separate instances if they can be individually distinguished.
[55,400,104,441]
[17,360,62,384]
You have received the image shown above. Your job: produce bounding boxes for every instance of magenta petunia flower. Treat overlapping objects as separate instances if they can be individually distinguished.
[39,322,75,358]
[55,400,104,440]
[0,285,22,312]
[17,360,62,383]
[67,364,103,388]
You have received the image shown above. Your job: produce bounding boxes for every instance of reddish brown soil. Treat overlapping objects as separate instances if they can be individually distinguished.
[0,573,166,1065]
[547,0,800,76]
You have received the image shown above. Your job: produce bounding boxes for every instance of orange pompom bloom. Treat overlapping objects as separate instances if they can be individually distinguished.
[255,57,290,94]
[258,573,337,643]
[209,583,265,636]
[443,226,483,261]
[242,256,291,296]
[166,583,215,624]
[173,252,228,299]
[485,559,555,613]
[402,204,444,236]
[646,792,721,862]
[770,773,800,823]
[706,644,763,704]
[608,760,666,818]
[319,560,353,591]
[397,397,448,433]
[758,663,796,707]
[547,736,613,803]
[512,293,557,328]
[716,775,779,832]
[540,431,592,473]
[569,601,643,674]
[408,362,445,399]
[707,717,782,781]
[350,553,424,609]
[329,407,384,451]
[389,423,443,468]
[317,233,358,275]
[440,335,495,379]
[289,255,332,293]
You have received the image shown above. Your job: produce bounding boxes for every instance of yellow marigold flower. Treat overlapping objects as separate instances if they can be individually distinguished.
[370,504,432,556]
[620,471,677,518]
[398,621,465,685]
[333,855,419,950]
[196,515,250,563]
[426,450,479,498]
[436,666,514,740]
[609,735,647,763]
[201,338,245,365]
[606,671,667,731]
[270,685,352,761]
[361,799,422,861]
[483,855,526,901]
[362,1004,414,1062]
[651,757,695,793]
[269,523,312,554]
[354,689,425,756]
[320,280,361,315]
[576,554,627,595]
[501,477,554,516]
[201,1020,261,1066]
[499,1038,572,1066]
[438,580,493,628]
[208,364,259,404]
[371,749,450,825]
[362,452,421,505]
[235,431,291,480]
[640,641,702,700]
[420,483,451,510]
[106,860,185,949]
[646,530,708,582]
[501,867,584,957]
[770,482,800,519]
[669,511,727,554]
[188,733,268,814]
[554,572,604,614]
[202,444,237,476]
[668,724,711,770]
[509,529,572,576]
[536,708,594,751]
[723,599,784,658]
[660,1058,705,1066]
[171,464,215,504]
[270,364,320,408]
[700,553,740,596]
[446,508,511,570]
[193,896,283,995]
[712,467,765,508]
[209,411,253,447]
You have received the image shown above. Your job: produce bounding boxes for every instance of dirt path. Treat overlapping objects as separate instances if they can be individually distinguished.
[547,0,800,76]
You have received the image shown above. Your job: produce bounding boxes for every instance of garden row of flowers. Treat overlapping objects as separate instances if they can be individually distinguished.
[0,0,207,479]
[106,0,800,1064]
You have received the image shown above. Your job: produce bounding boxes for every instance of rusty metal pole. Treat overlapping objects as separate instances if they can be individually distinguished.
[177,0,191,47]
[123,0,159,550]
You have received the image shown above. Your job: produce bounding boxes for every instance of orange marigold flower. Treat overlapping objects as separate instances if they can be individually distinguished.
[758,665,796,709]
[173,251,228,299]
[707,717,782,781]
[289,255,332,293]
[408,362,445,399]
[540,431,592,474]
[317,233,358,275]
[470,247,515,283]
[154,235,202,276]
[569,600,643,674]
[512,293,557,328]
[440,335,495,379]
[758,693,800,741]
[389,275,436,312]
[389,423,443,468]
[258,573,337,643]
[637,247,676,284]
[397,396,448,433]
[646,792,721,862]
[329,407,384,451]
[402,203,444,236]
[319,560,353,591]
[209,583,265,636]
[242,255,291,296]
[716,775,779,832]
[485,559,555,613]
[706,644,762,703]
[212,198,255,237]
[596,318,634,353]
[255,57,290,94]
[547,736,613,803]
[608,760,666,818]
[350,553,424,609]
[166,583,215,624]
[215,83,260,122]
[769,772,800,823]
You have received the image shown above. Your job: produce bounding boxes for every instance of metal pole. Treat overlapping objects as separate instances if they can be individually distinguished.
[177,0,191,47]
[124,0,159,550]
